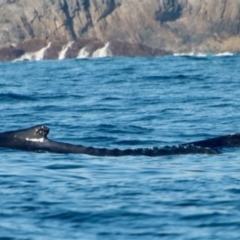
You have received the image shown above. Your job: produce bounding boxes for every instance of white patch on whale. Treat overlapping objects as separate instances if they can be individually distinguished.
[26,138,45,142]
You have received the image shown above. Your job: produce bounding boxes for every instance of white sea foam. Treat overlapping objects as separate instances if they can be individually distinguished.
[215,52,234,56]
[58,41,74,60]
[173,52,208,57]
[174,52,234,57]
[173,52,193,56]
[92,42,112,58]
[77,47,90,58]
[13,42,51,62]
[34,42,51,60]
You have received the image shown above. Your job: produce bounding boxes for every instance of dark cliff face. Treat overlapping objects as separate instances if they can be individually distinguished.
[0,0,240,55]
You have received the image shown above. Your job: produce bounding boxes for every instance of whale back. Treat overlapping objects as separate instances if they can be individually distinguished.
[0,125,240,156]
[182,133,240,148]
[0,125,49,141]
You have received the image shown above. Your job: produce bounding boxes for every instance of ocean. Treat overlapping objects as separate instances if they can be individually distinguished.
[0,54,240,239]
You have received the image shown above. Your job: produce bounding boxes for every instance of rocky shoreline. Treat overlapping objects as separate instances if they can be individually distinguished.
[0,38,171,61]
[0,0,240,61]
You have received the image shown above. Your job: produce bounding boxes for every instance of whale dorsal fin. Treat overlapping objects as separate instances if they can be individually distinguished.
[14,125,50,141]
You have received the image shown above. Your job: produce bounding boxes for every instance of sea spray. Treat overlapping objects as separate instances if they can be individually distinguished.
[58,41,74,60]
[13,42,51,62]
[77,47,90,58]
[92,42,112,58]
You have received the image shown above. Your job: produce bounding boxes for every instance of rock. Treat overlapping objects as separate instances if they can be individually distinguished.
[109,40,171,56]
[0,45,24,61]
[16,38,47,52]
[0,37,170,61]
[44,41,63,59]
[0,0,240,55]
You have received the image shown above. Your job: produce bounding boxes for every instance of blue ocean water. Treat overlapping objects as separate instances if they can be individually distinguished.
[0,55,240,239]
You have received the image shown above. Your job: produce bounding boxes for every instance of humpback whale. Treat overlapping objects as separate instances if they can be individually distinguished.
[0,125,239,156]
[182,133,240,148]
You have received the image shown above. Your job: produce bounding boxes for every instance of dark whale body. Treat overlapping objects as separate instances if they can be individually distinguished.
[0,125,239,157]
[182,133,240,148]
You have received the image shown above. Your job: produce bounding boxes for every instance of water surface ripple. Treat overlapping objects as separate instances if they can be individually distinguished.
[0,55,240,239]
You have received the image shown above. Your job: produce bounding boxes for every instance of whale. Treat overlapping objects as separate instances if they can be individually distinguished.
[181,133,240,148]
[0,125,239,157]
